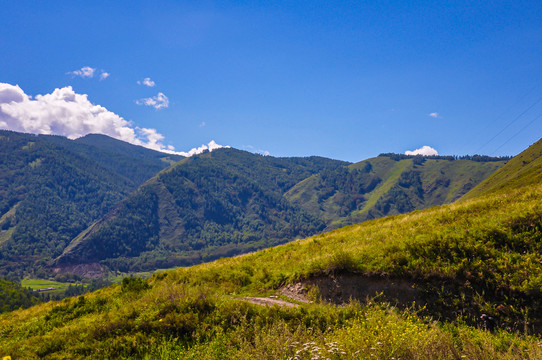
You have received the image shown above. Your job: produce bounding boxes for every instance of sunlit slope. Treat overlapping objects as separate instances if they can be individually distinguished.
[285,154,506,228]
[462,138,542,200]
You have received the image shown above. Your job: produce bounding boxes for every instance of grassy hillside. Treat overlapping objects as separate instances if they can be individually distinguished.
[54,149,348,273]
[462,138,542,200]
[1,140,541,359]
[285,154,506,229]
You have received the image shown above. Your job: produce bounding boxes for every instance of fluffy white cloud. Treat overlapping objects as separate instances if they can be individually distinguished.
[136,92,169,110]
[68,66,96,78]
[177,140,229,157]
[100,72,110,80]
[0,83,230,157]
[0,83,179,153]
[405,145,438,156]
[137,77,156,87]
[428,112,439,118]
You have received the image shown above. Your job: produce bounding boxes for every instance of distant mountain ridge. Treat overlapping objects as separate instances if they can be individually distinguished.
[54,149,507,275]
[285,154,507,229]
[0,130,510,278]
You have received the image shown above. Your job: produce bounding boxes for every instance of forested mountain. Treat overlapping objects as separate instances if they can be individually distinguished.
[54,149,348,272]
[0,131,181,280]
[40,133,183,185]
[0,130,508,279]
[285,154,508,229]
[53,148,507,275]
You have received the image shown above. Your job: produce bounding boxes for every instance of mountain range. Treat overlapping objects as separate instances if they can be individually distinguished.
[0,130,509,278]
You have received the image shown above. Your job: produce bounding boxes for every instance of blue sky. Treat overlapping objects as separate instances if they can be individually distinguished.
[1,1,541,161]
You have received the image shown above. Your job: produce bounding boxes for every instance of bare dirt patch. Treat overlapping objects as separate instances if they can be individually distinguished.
[281,273,423,307]
[52,262,104,278]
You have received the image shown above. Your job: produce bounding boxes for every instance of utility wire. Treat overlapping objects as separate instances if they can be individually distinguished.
[474,93,542,154]
[490,112,542,155]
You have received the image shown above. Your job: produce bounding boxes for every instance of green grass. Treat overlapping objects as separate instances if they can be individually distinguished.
[353,158,412,216]
[21,279,70,294]
[463,138,542,200]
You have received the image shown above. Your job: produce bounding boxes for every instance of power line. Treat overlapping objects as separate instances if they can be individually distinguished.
[474,92,542,154]
[490,112,542,155]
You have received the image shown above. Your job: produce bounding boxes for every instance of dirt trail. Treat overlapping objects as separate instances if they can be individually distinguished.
[238,296,299,308]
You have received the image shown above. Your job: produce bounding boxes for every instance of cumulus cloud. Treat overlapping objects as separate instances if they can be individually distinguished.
[137,77,156,87]
[405,145,438,156]
[68,66,96,78]
[136,92,169,110]
[177,140,229,157]
[100,72,110,80]
[428,112,439,118]
[0,83,179,153]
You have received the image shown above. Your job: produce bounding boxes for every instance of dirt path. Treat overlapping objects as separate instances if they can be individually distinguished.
[238,296,299,308]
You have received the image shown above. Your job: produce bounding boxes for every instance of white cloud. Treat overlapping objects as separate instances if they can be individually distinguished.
[177,140,229,157]
[68,66,96,78]
[0,83,180,153]
[136,92,169,110]
[137,77,156,87]
[428,112,439,118]
[68,67,110,81]
[405,145,438,156]
[199,121,206,127]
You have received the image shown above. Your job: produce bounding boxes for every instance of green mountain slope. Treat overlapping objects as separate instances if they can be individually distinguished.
[41,133,183,185]
[285,154,507,229]
[0,131,179,279]
[462,138,542,200]
[54,149,348,272]
[1,139,541,359]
